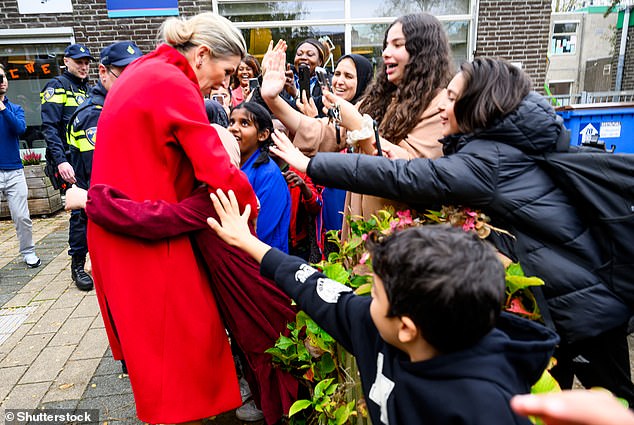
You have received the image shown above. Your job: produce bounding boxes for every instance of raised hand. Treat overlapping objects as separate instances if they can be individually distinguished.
[270,130,310,174]
[260,43,288,100]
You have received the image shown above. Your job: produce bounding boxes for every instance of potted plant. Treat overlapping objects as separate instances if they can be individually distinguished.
[17,149,63,216]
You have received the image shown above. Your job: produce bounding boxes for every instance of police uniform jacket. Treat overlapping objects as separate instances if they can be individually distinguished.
[67,81,105,189]
[40,70,88,166]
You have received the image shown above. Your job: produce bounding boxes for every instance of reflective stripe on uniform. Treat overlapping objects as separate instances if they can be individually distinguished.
[68,126,96,152]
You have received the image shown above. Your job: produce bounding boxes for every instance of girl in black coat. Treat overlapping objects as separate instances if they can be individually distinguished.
[271,57,634,405]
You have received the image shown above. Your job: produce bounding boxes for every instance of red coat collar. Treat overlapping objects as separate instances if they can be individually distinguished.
[147,43,200,88]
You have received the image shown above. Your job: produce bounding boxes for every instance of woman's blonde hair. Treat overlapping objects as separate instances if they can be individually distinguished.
[159,12,246,60]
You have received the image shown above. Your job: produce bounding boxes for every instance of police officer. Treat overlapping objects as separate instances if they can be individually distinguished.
[65,41,143,291]
[41,44,93,188]
[41,43,93,289]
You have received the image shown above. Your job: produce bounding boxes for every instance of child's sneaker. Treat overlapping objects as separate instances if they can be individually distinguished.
[235,400,264,422]
[239,377,251,403]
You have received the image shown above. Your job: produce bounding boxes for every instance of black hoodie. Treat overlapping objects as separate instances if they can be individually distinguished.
[261,248,559,425]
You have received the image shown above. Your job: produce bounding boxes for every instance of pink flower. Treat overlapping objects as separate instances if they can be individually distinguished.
[359,252,370,265]
[361,233,368,241]
[462,216,476,231]
[396,210,413,226]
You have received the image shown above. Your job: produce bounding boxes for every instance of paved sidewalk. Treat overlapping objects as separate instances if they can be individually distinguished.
[0,211,260,424]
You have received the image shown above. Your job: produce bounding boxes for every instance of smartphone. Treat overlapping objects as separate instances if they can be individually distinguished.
[315,67,332,92]
[248,77,260,91]
[298,64,310,99]
[375,132,383,157]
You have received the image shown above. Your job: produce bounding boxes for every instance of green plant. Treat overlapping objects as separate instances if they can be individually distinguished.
[21,150,42,165]
[270,206,559,424]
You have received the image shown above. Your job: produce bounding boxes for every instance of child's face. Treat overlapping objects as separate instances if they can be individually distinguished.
[370,275,403,348]
[229,108,265,160]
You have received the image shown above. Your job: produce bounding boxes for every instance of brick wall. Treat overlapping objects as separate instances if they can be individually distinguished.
[611,24,634,91]
[0,0,212,58]
[475,0,551,93]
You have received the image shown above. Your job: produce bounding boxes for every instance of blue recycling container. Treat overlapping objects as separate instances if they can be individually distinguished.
[556,102,634,153]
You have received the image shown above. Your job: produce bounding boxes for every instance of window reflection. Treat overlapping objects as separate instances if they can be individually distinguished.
[350,0,469,19]
[0,43,66,149]
[220,0,344,22]
[351,21,469,70]
[240,26,345,71]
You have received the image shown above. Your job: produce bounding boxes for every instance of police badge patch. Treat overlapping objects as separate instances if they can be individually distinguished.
[43,87,55,101]
[85,127,97,146]
[76,94,86,105]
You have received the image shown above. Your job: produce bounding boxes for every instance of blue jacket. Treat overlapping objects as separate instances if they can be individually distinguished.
[0,97,26,170]
[262,249,558,425]
[241,148,291,252]
[40,71,89,166]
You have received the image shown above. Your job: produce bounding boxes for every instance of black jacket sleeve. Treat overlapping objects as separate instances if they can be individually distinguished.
[260,248,371,355]
[306,147,500,209]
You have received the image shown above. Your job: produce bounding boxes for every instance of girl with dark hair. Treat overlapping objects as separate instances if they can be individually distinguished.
[231,54,261,107]
[270,57,634,408]
[262,13,452,235]
[230,102,291,252]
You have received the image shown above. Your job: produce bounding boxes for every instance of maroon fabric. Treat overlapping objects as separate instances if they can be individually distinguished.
[86,184,298,424]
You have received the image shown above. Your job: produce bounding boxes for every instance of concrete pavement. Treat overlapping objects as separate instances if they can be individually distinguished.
[0,210,260,424]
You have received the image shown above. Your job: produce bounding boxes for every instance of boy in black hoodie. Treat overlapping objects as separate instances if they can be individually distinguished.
[207,189,559,425]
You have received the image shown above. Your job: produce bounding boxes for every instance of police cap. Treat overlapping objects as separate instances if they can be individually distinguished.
[100,41,143,67]
[64,44,95,60]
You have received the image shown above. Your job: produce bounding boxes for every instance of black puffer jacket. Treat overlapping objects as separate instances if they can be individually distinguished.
[307,92,631,343]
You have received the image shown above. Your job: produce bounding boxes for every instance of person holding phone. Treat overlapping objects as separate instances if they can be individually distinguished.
[261,13,452,238]
[231,54,261,107]
[280,38,330,118]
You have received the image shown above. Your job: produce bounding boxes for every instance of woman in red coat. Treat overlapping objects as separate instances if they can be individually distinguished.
[88,13,258,424]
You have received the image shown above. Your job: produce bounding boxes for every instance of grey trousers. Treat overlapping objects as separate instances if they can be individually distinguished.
[0,169,35,256]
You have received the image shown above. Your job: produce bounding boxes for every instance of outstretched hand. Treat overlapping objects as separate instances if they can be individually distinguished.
[322,91,364,131]
[207,189,253,248]
[207,189,272,264]
[270,130,311,174]
[65,185,88,210]
[510,390,634,425]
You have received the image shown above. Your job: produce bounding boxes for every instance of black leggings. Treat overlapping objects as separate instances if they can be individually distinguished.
[551,324,634,406]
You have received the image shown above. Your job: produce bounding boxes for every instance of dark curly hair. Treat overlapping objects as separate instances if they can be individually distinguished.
[358,13,453,144]
[366,225,505,353]
[454,57,532,134]
[233,101,274,168]
[230,54,261,90]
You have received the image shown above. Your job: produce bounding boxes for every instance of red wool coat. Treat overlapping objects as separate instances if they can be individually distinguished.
[88,44,257,423]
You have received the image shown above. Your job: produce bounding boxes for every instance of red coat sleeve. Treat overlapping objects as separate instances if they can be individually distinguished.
[167,88,258,219]
[86,184,215,240]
